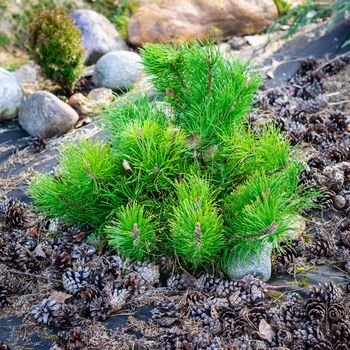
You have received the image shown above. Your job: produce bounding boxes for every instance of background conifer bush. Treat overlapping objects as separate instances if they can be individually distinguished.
[29,41,316,272]
[28,8,85,87]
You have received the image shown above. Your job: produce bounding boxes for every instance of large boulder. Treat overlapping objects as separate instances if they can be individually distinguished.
[18,91,79,138]
[92,51,142,91]
[128,0,278,46]
[70,9,128,65]
[0,68,23,122]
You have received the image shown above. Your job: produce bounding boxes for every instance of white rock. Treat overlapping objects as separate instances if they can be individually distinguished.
[92,51,142,91]
[0,67,23,121]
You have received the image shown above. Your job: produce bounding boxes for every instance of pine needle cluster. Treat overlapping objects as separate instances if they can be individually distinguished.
[29,41,317,272]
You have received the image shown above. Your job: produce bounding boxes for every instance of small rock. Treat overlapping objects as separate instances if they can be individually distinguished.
[68,93,92,115]
[286,215,306,239]
[227,244,272,282]
[228,36,248,50]
[92,51,142,91]
[21,83,40,97]
[70,9,128,65]
[0,67,23,121]
[245,34,269,48]
[87,87,114,105]
[18,91,79,138]
[14,61,42,84]
[333,195,347,210]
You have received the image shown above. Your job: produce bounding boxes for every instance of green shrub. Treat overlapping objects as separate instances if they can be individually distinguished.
[30,42,317,271]
[28,8,85,87]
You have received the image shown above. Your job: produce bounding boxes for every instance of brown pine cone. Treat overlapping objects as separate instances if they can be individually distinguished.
[305,300,326,323]
[340,231,350,248]
[89,288,111,321]
[308,232,334,257]
[328,303,346,323]
[51,250,72,273]
[0,287,8,308]
[309,282,344,304]
[151,299,178,327]
[62,267,90,295]
[0,199,26,228]
[57,326,88,349]
[0,344,11,350]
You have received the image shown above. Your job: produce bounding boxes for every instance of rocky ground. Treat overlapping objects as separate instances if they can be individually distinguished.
[0,3,350,349]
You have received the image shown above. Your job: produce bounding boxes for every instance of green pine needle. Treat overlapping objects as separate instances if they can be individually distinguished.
[222,125,291,183]
[169,176,224,269]
[106,203,159,261]
[29,139,121,228]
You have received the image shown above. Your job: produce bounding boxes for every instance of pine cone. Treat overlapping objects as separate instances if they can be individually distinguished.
[189,302,222,334]
[89,288,111,321]
[231,317,251,337]
[277,328,293,346]
[0,344,11,350]
[62,267,90,294]
[0,199,26,228]
[322,57,349,76]
[1,273,22,294]
[51,250,72,273]
[110,287,129,313]
[123,272,146,296]
[328,303,346,323]
[0,287,8,308]
[309,232,334,257]
[0,242,38,271]
[167,273,189,291]
[192,332,213,349]
[132,262,160,288]
[305,300,326,323]
[340,231,350,248]
[327,146,349,163]
[57,326,88,349]
[31,297,78,327]
[71,243,96,264]
[151,299,178,327]
[304,125,329,145]
[62,228,87,248]
[105,254,126,278]
[248,306,268,327]
[309,282,344,304]
[29,137,47,153]
[310,339,333,350]
[330,321,350,342]
[307,156,326,170]
[329,111,349,130]
[159,326,193,350]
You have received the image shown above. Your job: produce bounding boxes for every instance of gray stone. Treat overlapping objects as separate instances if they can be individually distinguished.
[70,9,128,65]
[14,61,42,84]
[92,51,142,91]
[18,91,79,138]
[227,244,272,282]
[0,68,23,122]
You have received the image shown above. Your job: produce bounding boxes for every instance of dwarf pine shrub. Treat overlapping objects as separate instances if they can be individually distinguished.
[29,41,316,271]
[28,8,85,87]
